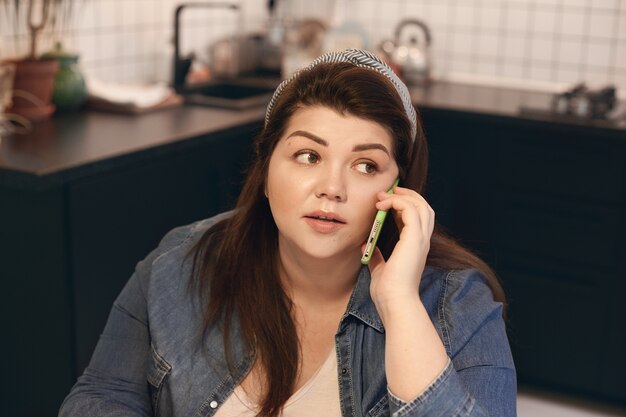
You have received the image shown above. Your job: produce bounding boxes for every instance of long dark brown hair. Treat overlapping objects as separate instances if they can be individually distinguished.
[188,62,505,417]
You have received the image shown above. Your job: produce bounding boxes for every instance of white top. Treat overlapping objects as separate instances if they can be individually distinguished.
[214,346,341,417]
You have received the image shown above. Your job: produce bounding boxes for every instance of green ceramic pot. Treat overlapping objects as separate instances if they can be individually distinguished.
[42,43,87,112]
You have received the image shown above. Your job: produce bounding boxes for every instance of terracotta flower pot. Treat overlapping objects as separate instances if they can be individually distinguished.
[7,58,60,121]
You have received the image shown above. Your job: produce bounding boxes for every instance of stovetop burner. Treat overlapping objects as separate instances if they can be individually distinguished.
[551,83,616,119]
[519,83,626,128]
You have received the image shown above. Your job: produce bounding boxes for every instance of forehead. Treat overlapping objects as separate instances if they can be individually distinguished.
[281,106,394,149]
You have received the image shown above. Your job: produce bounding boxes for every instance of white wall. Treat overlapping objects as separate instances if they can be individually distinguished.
[1,0,624,94]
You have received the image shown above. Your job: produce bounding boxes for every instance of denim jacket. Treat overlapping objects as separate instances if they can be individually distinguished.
[59,212,516,417]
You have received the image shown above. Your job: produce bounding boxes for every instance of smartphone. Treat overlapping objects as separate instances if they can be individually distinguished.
[361,178,399,265]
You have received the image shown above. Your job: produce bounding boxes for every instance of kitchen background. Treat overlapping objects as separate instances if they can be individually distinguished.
[2,1,626,417]
[0,0,625,97]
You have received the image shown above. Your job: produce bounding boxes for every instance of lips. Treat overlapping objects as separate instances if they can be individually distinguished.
[303,211,347,233]
[304,211,347,224]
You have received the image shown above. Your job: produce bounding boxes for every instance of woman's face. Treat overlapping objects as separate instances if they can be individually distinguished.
[266,105,400,261]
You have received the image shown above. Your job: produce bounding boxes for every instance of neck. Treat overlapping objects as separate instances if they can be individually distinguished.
[277,241,361,307]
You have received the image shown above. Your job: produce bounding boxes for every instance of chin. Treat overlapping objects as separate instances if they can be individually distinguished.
[300,237,361,261]
[305,246,359,261]
[283,234,361,261]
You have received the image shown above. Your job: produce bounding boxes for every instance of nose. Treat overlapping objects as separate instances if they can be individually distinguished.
[314,169,347,202]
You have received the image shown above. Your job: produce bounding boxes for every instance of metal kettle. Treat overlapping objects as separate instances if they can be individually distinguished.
[385,19,432,86]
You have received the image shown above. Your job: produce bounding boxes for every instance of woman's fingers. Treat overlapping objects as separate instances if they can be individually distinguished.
[375,187,435,238]
[366,245,386,274]
[366,187,435,308]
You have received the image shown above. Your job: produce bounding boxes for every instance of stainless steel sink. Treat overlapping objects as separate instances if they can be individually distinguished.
[172,3,280,110]
[179,79,277,110]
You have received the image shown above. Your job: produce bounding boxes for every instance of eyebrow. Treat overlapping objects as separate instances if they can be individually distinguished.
[286,130,390,156]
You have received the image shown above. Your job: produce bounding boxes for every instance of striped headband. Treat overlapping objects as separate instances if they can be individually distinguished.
[264,48,418,141]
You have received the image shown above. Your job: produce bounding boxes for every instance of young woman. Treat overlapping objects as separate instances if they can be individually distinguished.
[60,49,516,417]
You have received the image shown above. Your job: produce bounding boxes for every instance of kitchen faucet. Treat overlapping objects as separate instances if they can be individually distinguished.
[173,2,241,91]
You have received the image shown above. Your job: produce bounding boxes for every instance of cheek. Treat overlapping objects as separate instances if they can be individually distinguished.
[267,155,315,201]
[352,189,382,230]
[266,158,298,215]
[351,175,399,235]
[265,155,281,196]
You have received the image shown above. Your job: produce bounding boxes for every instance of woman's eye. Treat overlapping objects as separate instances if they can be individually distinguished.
[294,151,319,165]
[355,162,378,174]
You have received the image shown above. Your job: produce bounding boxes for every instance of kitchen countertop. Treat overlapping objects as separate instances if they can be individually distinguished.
[410,81,626,131]
[0,105,265,188]
[1,80,624,189]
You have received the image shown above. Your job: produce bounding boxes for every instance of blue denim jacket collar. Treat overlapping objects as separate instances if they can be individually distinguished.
[343,266,385,333]
[344,265,437,334]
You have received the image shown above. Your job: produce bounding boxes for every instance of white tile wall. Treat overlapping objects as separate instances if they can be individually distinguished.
[0,0,624,96]
[588,12,617,39]
[532,8,559,35]
[505,6,530,32]
[559,12,580,38]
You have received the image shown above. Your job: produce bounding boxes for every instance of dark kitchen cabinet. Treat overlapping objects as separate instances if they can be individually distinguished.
[422,108,626,405]
[67,126,257,373]
[2,120,260,417]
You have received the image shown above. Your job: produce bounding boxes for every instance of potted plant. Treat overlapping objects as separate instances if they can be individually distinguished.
[0,0,82,120]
